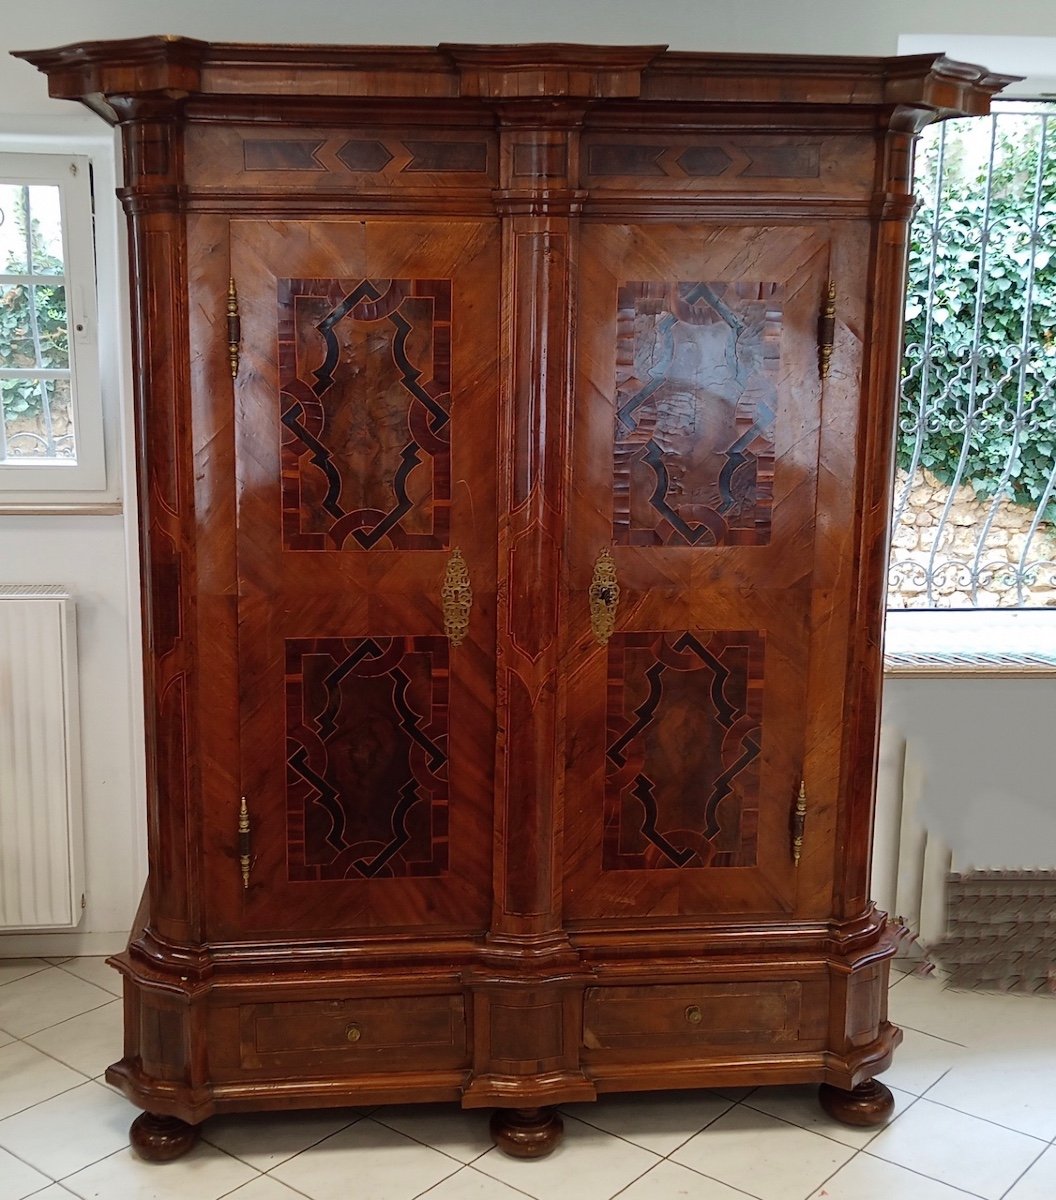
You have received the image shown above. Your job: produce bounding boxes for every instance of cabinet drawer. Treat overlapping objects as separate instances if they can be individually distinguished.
[583,982,804,1052]
[239,994,468,1071]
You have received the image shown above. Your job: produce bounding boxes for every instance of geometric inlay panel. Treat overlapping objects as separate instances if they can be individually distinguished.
[613,281,780,547]
[279,278,452,551]
[285,636,449,880]
[604,630,764,870]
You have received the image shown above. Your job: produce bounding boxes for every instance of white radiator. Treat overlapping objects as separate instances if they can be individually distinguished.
[0,586,84,930]
[874,726,950,955]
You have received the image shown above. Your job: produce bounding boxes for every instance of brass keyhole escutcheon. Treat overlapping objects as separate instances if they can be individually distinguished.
[345,1023,362,1043]
[685,1005,703,1026]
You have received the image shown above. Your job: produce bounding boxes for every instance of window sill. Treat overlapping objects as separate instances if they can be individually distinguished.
[0,501,122,516]
[884,608,1056,676]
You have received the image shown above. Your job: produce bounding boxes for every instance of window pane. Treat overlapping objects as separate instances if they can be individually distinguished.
[0,284,37,367]
[0,184,29,273]
[2,376,74,460]
[0,284,69,370]
[26,185,64,274]
[33,283,69,368]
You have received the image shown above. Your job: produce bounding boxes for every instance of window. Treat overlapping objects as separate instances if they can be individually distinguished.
[889,103,1056,615]
[0,152,103,493]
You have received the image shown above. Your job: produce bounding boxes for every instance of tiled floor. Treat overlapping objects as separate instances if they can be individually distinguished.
[0,958,1054,1199]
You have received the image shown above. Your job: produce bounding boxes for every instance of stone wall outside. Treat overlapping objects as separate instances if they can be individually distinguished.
[888,469,1056,609]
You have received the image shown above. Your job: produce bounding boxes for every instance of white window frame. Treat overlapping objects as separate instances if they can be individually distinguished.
[0,151,104,495]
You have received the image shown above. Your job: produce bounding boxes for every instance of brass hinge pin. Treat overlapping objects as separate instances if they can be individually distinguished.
[227,276,241,379]
[238,795,251,889]
[819,280,836,379]
[792,780,807,867]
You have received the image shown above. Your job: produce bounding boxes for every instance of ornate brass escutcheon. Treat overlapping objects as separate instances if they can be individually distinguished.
[442,548,473,646]
[589,548,620,646]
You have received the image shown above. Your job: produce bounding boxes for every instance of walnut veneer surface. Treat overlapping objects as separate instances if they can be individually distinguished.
[16,38,1013,1159]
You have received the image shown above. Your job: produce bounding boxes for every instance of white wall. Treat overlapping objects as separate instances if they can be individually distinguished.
[880,677,1056,871]
[2,1,1053,955]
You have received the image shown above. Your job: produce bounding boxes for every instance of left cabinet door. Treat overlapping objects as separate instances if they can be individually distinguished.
[214,218,500,939]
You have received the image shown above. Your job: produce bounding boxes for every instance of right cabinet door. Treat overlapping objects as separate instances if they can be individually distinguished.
[563,222,842,925]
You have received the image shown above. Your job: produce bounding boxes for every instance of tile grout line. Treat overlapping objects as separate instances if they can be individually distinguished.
[52,960,123,999]
[462,1160,539,1200]
[911,1068,1054,1143]
[997,1136,1053,1200]
[857,1146,1017,1200]
[204,1110,365,1172]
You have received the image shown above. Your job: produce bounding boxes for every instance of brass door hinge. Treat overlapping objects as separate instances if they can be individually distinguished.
[227,277,241,379]
[792,780,807,867]
[238,795,252,889]
[819,281,836,379]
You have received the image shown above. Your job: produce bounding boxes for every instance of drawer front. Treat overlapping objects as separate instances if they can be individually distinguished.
[239,994,468,1071]
[583,982,805,1052]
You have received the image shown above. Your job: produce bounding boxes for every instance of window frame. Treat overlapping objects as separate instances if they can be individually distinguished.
[0,151,105,496]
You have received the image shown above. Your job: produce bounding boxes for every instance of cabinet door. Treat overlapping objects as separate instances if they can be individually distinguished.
[228,219,499,936]
[564,223,835,923]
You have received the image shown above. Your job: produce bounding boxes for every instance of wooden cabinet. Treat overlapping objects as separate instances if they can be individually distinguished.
[18,38,1011,1160]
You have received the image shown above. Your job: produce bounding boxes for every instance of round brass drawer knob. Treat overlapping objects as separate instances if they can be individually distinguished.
[685,1005,703,1026]
[345,1023,362,1043]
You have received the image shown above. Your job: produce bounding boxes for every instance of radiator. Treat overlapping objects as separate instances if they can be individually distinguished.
[0,586,84,930]
[874,726,951,957]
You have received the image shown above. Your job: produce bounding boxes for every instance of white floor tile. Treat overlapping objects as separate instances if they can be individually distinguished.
[218,1177,308,1200]
[1005,1143,1056,1200]
[866,1096,1045,1199]
[0,1144,51,1200]
[55,958,122,998]
[0,960,49,987]
[24,1001,122,1080]
[670,1104,855,1200]
[0,1079,136,1179]
[882,1027,966,1096]
[617,1159,764,1199]
[923,1043,1056,1140]
[0,1030,12,1049]
[474,1114,659,1200]
[742,1083,914,1149]
[0,969,113,1039]
[890,976,1056,1051]
[61,1142,257,1200]
[371,1103,494,1163]
[418,1166,536,1199]
[16,1188,79,1199]
[562,1090,732,1156]
[202,1107,362,1170]
[0,1043,85,1121]
[808,1151,998,1199]
[270,1117,465,1200]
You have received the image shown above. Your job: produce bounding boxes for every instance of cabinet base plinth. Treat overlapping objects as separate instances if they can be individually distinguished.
[490,1107,564,1158]
[818,1079,895,1127]
[129,1112,200,1162]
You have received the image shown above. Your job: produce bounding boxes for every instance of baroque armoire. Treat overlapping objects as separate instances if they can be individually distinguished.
[20,38,1010,1160]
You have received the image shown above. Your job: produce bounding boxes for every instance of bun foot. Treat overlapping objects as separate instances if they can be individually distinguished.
[490,1106,564,1158]
[819,1079,895,1127]
[129,1112,199,1162]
